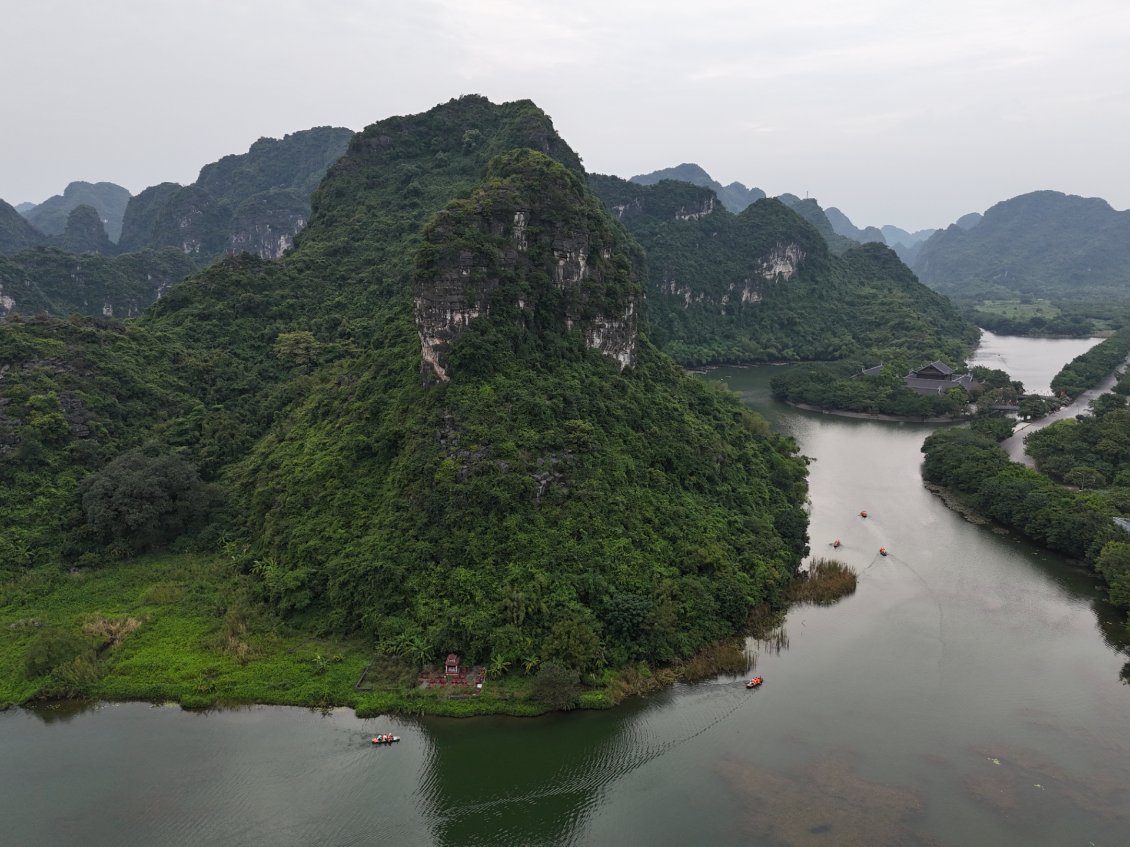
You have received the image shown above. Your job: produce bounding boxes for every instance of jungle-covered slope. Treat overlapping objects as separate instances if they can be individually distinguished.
[0,199,47,256]
[0,96,809,673]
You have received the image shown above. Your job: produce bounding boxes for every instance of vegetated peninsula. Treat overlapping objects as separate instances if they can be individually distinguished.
[921,361,1130,617]
[0,96,809,713]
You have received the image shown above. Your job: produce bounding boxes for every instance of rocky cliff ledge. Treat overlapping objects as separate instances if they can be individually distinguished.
[415,150,642,382]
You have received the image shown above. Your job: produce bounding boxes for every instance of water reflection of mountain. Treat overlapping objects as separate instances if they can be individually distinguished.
[416,706,645,846]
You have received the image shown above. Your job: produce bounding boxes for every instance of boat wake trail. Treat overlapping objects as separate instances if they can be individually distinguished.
[424,684,763,826]
[888,553,947,684]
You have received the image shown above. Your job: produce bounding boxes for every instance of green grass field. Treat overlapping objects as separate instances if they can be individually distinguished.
[0,555,560,715]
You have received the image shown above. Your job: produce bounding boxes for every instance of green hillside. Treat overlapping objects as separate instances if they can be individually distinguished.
[0,247,197,317]
[118,126,353,261]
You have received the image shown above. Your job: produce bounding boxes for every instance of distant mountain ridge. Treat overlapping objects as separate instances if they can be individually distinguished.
[0,127,354,317]
[589,173,977,366]
[824,207,885,244]
[118,126,353,260]
[912,190,1130,300]
[630,163,766,213]
[20,181,131,243]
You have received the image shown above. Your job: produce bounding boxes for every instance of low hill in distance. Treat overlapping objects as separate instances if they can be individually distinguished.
[913,190,1130,301]
[0,199,47,256]
[824,206,885,244]
[912,191,1130,335]
[631,163,766,213]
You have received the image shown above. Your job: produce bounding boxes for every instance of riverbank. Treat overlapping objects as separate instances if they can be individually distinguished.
[0,552,823,717]
[785,401,968,423]
[923,481,994,528]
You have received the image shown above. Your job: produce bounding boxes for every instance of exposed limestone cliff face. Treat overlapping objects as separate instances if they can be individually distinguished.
[415,151,642,382]
[662,241,806,313]
[230,202,307,259]
[674,196,716,221]
[758,243,804,281]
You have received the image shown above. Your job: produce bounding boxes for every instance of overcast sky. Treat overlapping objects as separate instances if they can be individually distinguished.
[4,0,1128,231]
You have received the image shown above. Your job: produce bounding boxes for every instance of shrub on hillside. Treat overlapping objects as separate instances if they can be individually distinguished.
[80,451,215,553]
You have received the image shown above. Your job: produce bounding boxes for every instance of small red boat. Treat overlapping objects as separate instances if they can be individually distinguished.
[832,539,841,548]
[859,510,868,518]
[745,676,764,689]
[879,547,888,557]
[371,735,401,745]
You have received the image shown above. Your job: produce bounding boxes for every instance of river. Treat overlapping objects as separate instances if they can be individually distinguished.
[3,336,1129,846]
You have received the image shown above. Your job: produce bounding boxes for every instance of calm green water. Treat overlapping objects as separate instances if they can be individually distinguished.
[4,339,1129,847]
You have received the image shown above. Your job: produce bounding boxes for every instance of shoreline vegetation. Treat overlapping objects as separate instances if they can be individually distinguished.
[783,401,968,424]
[1,554,857,717]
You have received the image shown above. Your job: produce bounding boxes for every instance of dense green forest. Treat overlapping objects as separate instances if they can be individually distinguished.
[588,174,978,369]
[769,361,964,417]
[0,96,811,699]
[1026,372,1130,489]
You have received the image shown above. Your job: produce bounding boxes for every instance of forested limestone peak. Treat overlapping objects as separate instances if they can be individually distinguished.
[59,204,114,255]
[589,174,976,367]
[117,126,353,262]
[416,150,641,382]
